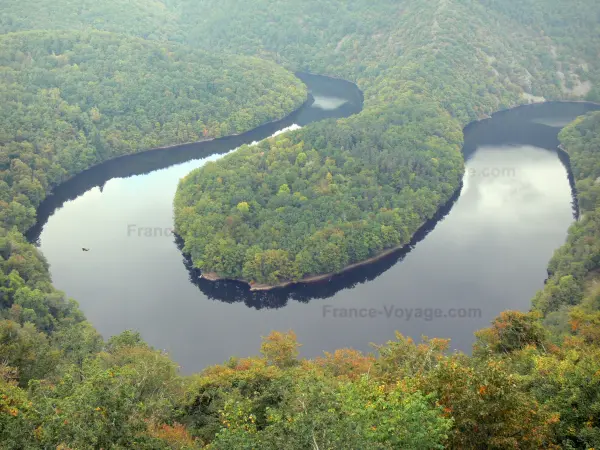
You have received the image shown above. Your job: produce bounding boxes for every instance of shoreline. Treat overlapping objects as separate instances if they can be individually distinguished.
[556,143,580,220]
[193,184,465,292]
[25,72,365,245]
[199,238,425,291]
[25,90,314,240]
[62,93,313,167]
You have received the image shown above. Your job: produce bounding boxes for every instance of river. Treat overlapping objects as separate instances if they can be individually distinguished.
[27,75,599,373]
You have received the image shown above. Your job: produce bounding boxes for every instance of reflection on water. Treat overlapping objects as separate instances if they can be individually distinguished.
[263,124,302,140]
[178,186,462,309]
[30,87,600,373]
[531,117,579,128]
[311,96,348,110]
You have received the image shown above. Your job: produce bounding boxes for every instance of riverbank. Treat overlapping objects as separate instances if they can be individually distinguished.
[192,100,600,292]
[201,240,427,291]
[195,184,464,291]
[37,92,312,188]
[91,93,313,158]
[25,89,315,242]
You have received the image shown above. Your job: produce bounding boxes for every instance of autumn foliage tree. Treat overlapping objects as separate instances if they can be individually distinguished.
[473,311,549,356]
[260,330,301,369]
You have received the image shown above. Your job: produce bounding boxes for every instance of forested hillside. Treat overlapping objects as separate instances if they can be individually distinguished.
[2,0,600,448]
[0,30,306,232]
[533,112,600,335]
[479,0,600,101]
[0,0,180,40]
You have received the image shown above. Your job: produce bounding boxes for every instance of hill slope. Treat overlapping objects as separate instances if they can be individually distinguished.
[0,30,307,231]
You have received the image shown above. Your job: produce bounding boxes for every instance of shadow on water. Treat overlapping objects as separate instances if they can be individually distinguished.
[176,184,462,309]
[181,100,600,309]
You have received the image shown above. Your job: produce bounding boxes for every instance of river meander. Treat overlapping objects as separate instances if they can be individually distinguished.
[27,74,599,373]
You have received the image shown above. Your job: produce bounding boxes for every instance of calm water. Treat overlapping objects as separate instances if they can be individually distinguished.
[28,77,599,372]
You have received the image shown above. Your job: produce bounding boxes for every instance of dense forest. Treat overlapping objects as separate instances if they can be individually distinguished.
[0,30,306,232]
[534,112,600,335]
[2,0,600,448]
[0,0,180,39]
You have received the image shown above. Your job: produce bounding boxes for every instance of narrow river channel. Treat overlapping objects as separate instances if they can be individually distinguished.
[28,74,599,373]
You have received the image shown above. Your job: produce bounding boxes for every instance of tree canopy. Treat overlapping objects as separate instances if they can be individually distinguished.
[0,29,306,232]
